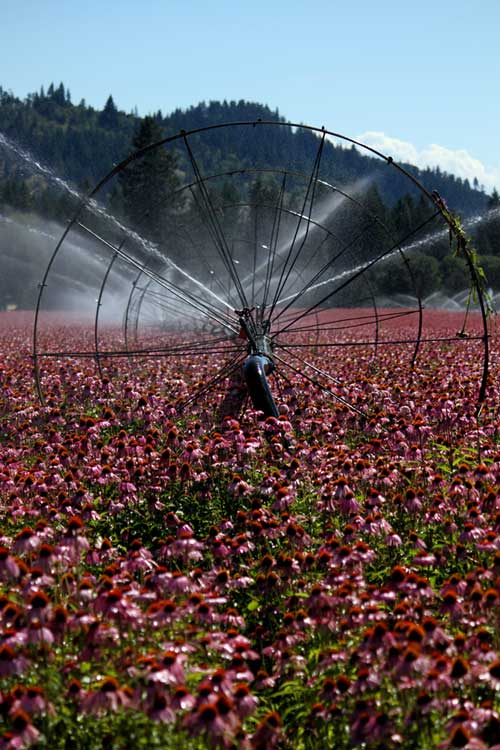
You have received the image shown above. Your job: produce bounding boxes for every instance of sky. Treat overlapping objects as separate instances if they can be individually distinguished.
[1,0,499,192]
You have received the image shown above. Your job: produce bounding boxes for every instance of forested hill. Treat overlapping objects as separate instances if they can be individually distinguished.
[0,82,491,217]
[2,82,500,310]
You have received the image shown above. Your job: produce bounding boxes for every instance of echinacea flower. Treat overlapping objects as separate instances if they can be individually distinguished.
[146,688,175,722]
[9,710,40,746]
[81,676,132,714]
[251,711,282,748]
[0,548,19,579]
[0,646,28,677]
[183,701,228,740]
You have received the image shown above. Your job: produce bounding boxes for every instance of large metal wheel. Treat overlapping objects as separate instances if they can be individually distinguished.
[33,121,490,419]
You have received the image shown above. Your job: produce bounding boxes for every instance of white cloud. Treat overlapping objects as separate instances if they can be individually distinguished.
[356,131,500,194]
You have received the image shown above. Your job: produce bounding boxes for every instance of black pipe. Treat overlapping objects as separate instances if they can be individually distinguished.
[243,354,279,417]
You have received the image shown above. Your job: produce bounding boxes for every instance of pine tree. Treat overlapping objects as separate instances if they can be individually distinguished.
[98,96,120,130]
[119,116,179,242]
[488,188,500,209]
[53,83,66,106]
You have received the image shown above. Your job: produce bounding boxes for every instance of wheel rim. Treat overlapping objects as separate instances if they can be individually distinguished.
[33,121,490,419]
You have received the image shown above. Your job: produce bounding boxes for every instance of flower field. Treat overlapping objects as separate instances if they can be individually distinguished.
[0,309,500,749]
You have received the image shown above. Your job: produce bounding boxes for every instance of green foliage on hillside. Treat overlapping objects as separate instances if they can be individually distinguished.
[0,82,499,310]
[0,82,491,216]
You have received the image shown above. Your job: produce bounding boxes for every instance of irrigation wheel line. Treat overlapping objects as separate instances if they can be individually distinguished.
[121,190,386,401]
[33,121,490,417]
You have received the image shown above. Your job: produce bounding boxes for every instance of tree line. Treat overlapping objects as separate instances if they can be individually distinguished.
[0,84,499,309]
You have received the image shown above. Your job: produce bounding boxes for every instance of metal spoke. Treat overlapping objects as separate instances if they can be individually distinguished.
[129,289,212,332]
[273,353,369,419]
[276,344,344,385]
[76,221,239,334]
[260,173,287,316]
[276,308,417,333]
[38,343,245,360]
[267,131,327,319]
[273,333,486,349]
[272,211,440,338]
[176,353,246,412]
[271,220,377,320]
[274,309,418,340]
[182,134,252,316]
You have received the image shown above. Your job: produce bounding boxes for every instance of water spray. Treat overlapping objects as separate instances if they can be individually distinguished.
[22,121,490,417]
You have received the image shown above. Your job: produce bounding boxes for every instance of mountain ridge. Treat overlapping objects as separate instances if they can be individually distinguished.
[0,84,489,217]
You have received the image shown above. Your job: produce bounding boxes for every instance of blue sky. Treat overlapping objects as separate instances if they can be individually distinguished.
[2,0,499,191]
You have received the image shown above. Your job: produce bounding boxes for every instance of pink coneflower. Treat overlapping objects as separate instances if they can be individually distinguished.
[440,590,464,620]
[146,688,175,722]
[58,516,89,561]
[253,669,276,690]
[221,637,259,663]
[167,571,194,594]
[404,489,423,512]
[46,605,68,639]
[12,528,40,555]
[214,692,240,734]
[385,532,403,547]
[483,587,499,609]
[171,685,195,712]
[149,650,186,686]
[251,710,282,748]
[393,644,425,681]
[26,621,55,645]
[0,645,28,677]
[66,678,82,703]
[208,667,233,697]
[81,676,132,714]
[354,665,381,693]
[351,707,390,745]
[0,548,19,579]
[166,530,204,563]
[232,683,258,718]
[194,598,218,625]
[94,587,141,623]
[34,543,57,574]
[12,685,54,716]
[412,552,437,567]
[9,710,40,746]
[450,656,470,681]
[126,548,155,574]
[479,659,500,689]
[146,599,177,626]
[27,590,52,623]
[460,523,485,543]
[438,723,486,749]
[184,700,228,740]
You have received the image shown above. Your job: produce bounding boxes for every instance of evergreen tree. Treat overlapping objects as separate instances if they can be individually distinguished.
[119,116,179,242]
[488,188,500,209]
[392,195,415,238]
[357,185,389,263]
[98,95,120,130]
[53,83,66,106]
